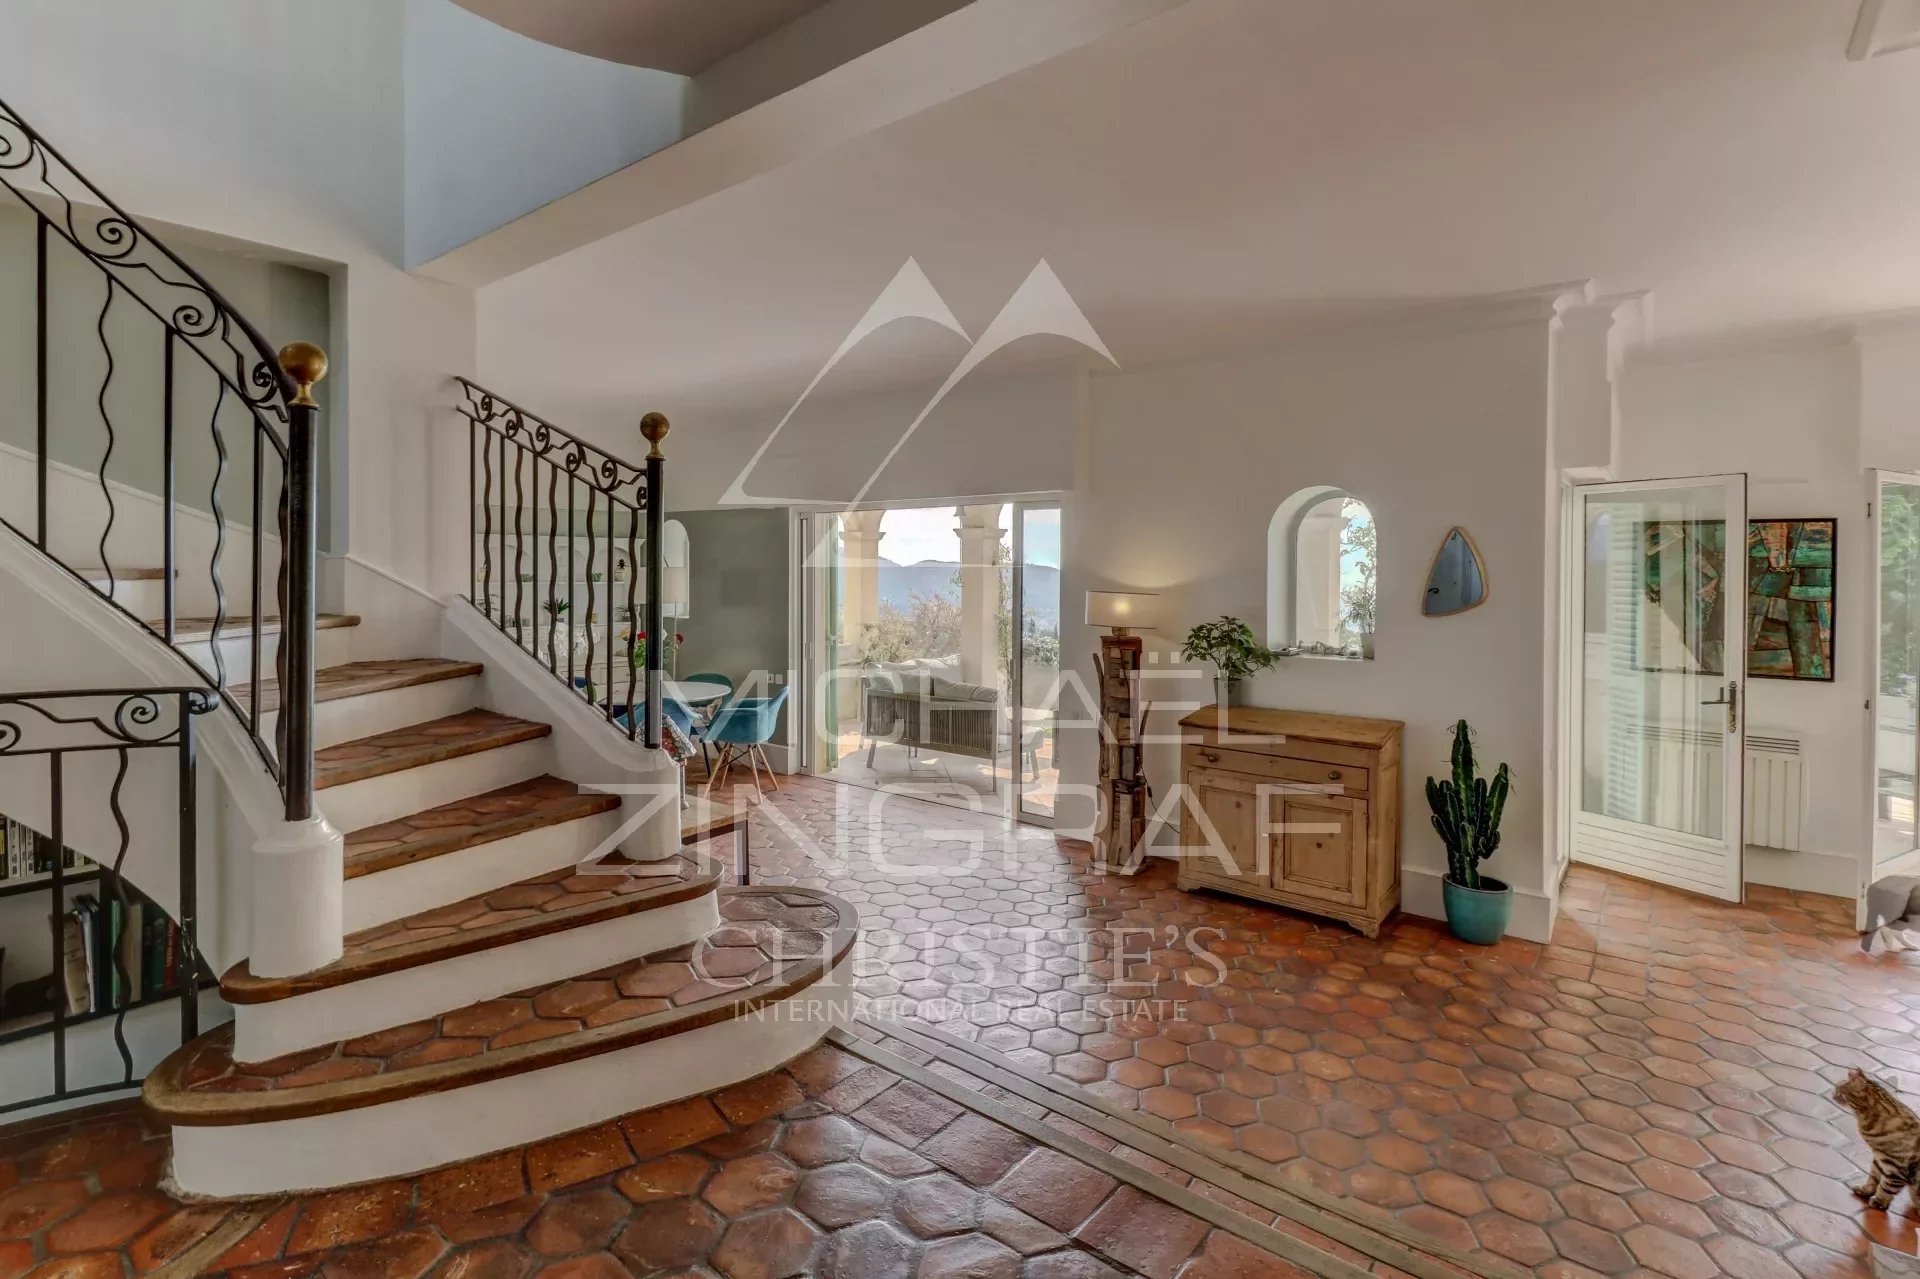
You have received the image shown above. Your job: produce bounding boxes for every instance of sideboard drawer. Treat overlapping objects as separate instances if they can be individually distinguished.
[1181,744,1370,796]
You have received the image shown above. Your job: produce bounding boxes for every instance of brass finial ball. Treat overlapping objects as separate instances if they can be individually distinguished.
[640,412,670,458]
[278,341,329,408]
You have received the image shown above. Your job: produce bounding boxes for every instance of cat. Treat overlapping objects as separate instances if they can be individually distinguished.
[1833,1067,1920,1210]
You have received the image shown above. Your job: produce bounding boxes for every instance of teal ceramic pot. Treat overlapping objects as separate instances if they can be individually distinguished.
[1442,875,1511,945]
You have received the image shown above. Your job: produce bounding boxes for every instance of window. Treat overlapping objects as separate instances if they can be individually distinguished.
[1267,487,1376,656]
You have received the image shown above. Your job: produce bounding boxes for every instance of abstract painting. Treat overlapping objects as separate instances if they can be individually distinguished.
[1747,518,1835,681]
[1634,518,1835,680]
[1639,520,1729,674]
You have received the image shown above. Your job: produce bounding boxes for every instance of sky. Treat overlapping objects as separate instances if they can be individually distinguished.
[876,505,1060,568]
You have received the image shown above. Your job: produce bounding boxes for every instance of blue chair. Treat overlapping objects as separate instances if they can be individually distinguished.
[702,686,790,797]
[678,672,735,776]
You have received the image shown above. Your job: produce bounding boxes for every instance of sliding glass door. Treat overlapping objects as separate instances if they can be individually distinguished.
[1872,471,1920,883]
[1012,503,1062,824]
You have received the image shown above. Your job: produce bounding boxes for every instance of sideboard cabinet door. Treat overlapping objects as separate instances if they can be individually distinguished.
[1181,767,1272,889]
[1272,792,1368,908]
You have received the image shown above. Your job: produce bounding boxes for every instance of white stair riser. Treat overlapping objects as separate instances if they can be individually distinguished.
[232,890,721,1063]
[260,675,482,756]
[343,809,623,934]
[318,737,552,834]
[168,955,853,1197]
[83,577,169,618]
[177,626,352,687]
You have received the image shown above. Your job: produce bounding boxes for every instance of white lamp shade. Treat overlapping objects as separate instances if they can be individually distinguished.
[1085,590,1160,630]
[662,565,691,619]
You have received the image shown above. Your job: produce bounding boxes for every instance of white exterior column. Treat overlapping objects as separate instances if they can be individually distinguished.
[957,504,1006,686]
[841,510,886,655]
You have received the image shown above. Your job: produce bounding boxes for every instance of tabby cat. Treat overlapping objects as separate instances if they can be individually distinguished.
[1833,1067,1920,1210]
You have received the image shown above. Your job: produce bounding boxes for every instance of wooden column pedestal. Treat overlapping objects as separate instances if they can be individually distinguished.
[1095,632,1148,873]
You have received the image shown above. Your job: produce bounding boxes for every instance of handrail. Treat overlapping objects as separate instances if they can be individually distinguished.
[0,95,321,822]
[453,377,668,751]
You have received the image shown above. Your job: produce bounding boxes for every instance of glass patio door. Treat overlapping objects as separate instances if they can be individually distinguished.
[1871,471,1920,883]
[798,513,846,775]
[1569,475,1748,901]
[1011,503,1062,824]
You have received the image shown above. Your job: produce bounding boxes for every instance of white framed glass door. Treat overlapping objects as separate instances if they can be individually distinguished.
[1870,471,1920,886]
[1568,475,1748,901]
[1011,502,1062,824]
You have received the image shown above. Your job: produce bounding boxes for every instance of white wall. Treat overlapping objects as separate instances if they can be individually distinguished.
[403,0,688,268]
[1618,338,1864,888]
[475,365,1085,514]
[1062,316,1557,938]
[0,0,479,601]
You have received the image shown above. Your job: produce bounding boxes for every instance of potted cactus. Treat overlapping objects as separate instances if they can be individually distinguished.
[1426,718,1513,944]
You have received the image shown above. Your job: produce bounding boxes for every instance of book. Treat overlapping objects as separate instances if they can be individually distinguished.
[56,909,90,1016]
[71,896,99,1013]
[142,909,168,999]
[117,901,144,1006]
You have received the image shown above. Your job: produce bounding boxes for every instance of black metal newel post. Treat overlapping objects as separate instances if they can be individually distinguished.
[277,342,326,823]
[641,413,669,751]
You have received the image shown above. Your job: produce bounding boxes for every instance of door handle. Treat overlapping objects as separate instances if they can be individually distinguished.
[1700,680,1739,732]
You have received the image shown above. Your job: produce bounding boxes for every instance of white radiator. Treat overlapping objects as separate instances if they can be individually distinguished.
[1623,725,1806,852]
[1745,731,1806,852]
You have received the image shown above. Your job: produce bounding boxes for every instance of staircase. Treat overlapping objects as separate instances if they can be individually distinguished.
[0,95,855,1196]
[140,636,853,1197]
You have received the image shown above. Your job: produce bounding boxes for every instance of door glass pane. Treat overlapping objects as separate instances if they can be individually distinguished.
[1017,506,1061,820]
[1580,485,1732,839]
[1878,479,1920,863]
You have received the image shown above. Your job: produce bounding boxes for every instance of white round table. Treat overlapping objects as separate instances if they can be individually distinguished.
[666,679,730,707]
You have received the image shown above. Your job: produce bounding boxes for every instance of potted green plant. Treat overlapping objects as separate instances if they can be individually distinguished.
[1343,595,1375,660]
[1181,616,1277,707]
[1426,718,1513,944]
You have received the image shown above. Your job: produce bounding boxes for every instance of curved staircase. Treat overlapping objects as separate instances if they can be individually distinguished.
[143,637,854,1197]
[0,94,852,1199]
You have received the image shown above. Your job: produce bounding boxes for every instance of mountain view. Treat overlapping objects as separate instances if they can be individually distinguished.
[877,559,1061,627]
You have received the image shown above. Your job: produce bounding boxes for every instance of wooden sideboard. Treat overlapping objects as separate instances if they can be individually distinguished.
[1175,705,1404,937]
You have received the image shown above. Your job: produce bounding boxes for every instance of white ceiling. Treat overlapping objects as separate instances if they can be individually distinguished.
[449,0,832,73]
[477,0,1920,431]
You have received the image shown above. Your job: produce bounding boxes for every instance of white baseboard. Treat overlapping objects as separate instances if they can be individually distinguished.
[1743,845,1858,897]
[1402,866,1554,944]
[1134,858,1555,945]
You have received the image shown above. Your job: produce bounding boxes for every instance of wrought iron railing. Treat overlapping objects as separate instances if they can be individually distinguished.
[0,96,322,822]
[453,378,667,750]
[0,688,215,1115]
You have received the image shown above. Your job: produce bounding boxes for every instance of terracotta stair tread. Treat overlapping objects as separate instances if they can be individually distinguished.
[339,773,617,880]
[79,565,171,581]
[233,657,483,714]
[147,887,853,1125]
[314,710,550,789]
[159,612,361,640]
[220,853,719,1003]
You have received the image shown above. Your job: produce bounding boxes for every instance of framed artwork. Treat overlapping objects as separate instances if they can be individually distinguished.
[1637,519,1729,675]
[1747,518,1834,681]
[1634,517,1835,681]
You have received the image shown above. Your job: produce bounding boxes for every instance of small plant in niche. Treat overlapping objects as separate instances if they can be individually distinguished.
[1426,718,1513,944]
[1181,616,1277,707]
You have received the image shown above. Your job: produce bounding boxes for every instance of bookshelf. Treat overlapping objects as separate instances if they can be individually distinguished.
[0,814,191,1032]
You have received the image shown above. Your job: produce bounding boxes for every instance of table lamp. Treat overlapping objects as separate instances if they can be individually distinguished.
[1085,590,1160,637]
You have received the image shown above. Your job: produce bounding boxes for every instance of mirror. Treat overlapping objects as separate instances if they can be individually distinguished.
[1424,528,1487,616]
